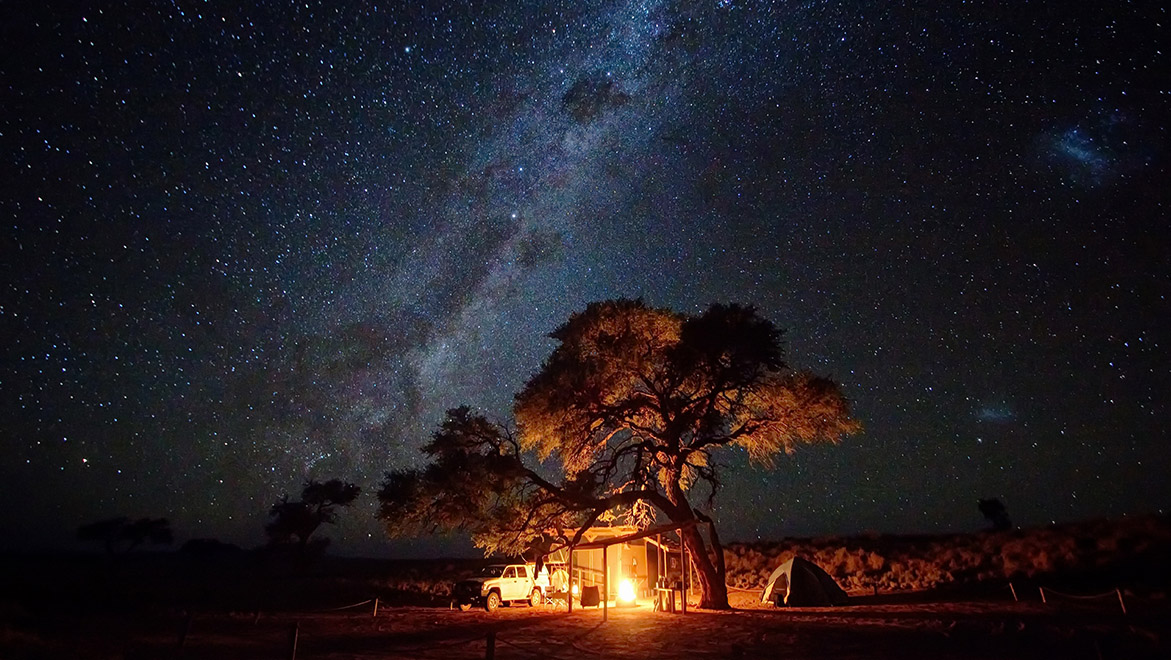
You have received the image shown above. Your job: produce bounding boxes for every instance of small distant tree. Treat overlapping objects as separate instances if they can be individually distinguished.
[77,517,173,556]
[379,300,860,609]
[978,498,1012,531]
[266,479,361,558]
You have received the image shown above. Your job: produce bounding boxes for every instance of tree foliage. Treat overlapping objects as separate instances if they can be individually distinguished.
[266,479,361,554]
[77,516,174,555]
[379,406,631,556]
[378,299,860,608]
[978,498,1013,531]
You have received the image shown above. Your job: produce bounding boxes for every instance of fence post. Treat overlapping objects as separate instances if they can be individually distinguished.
[1116,588,1127,615]
[1039,587,1046,604]
[373,597,379,617]
[178,612,193,647]
[485,631,496,660]
[1009,582,1018,602]
[288,622,299,660]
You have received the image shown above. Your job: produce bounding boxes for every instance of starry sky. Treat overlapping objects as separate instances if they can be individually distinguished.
[2,1,1168,556]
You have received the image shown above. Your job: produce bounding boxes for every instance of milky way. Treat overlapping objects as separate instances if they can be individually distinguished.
[2,1,1168,555]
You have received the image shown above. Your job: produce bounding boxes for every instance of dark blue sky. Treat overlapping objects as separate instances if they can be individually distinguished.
[2,0,1167,556]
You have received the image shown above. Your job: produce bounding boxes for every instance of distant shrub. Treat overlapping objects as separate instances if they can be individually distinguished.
[724,514,1171,593]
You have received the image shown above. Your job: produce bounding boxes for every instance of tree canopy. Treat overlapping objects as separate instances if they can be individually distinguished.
[77,516,173,555]
[266,479,361,556]
[378,299,860,608]
[978,498,1012,531]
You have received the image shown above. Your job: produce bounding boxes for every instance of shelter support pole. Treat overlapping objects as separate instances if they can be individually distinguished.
[603,544,609,622]
[656,534,662,588]
[642,539,647,598]
[568,547,574,613]
[679,533,687,614]
[687,541,693,612]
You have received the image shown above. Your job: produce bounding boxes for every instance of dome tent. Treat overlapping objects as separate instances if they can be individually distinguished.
[761,556,849,607]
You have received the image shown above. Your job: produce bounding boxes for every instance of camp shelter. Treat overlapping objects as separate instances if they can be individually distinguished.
[550,521,698,619]
[761,556,848,607]
[559,524,675,601]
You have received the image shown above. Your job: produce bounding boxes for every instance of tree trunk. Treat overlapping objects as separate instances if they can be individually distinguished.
[666,482,730,610]
[680,524,730,609]
[694,509,727,589]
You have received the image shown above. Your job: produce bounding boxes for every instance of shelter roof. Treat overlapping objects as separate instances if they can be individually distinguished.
[570,520,697,550]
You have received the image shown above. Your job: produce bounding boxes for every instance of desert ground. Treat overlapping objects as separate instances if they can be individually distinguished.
[3,575,1167,659]
[4,516,1169,658]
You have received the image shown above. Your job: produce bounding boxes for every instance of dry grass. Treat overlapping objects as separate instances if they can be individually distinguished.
[723,514,1171,594]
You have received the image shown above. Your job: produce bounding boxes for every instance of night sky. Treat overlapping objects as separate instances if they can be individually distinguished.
[2,1,1168,557]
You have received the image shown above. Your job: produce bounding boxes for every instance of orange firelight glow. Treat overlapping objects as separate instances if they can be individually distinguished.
[618,578,636,603]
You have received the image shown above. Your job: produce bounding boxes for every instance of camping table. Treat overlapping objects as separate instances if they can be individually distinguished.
[654,587,679,613]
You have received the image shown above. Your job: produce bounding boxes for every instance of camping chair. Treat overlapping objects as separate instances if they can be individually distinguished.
[543,568,570,608]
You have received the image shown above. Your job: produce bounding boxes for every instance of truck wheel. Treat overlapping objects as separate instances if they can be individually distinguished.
[458,602,472,612]
[485,591,501,612]
[529,588,541,607]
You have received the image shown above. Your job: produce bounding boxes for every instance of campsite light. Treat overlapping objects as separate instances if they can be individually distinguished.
[571,583,579,596]
[618,578,636,603]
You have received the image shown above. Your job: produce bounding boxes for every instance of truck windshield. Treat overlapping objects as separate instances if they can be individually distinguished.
[475,565,508,577]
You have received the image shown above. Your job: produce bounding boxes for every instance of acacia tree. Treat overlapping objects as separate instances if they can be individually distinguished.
[978,498,1012,531]
[77,517,174,556]
[379,300,860,609]
[266,479,361,557]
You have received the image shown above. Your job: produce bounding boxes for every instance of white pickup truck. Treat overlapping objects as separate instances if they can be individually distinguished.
[452,563,541,612]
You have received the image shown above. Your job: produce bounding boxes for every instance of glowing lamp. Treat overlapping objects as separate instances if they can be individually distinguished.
[571,584,579,596]
[618,578,636,603]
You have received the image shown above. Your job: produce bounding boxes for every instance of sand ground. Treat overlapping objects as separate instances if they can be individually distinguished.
[19,591,1165,659]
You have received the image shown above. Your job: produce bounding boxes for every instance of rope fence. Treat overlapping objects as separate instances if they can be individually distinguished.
[727,579,1132,615]
[180,581,1139,659]
[187,617,566,660]
[934,580,1130,614]
[316,597,376,612]
[253,597,382,625]
[180,598,591,660]
[284,625,581,660]
[1037,586,1128,614]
